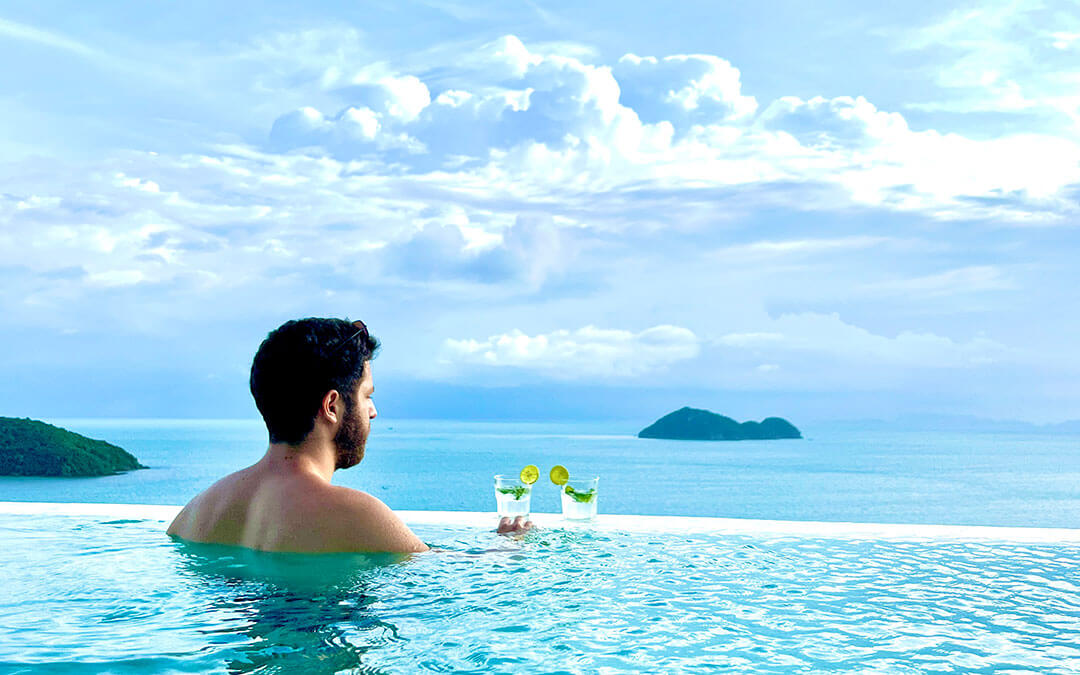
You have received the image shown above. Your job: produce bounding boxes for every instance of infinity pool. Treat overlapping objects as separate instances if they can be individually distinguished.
[4,504,1080,673]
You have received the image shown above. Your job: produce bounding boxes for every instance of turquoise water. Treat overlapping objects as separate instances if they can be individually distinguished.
[4,513,1080,673]
[2,419,1080,527]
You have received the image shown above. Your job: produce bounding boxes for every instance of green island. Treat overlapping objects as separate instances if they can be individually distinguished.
[638,407,802,441]
[0,417,146,477]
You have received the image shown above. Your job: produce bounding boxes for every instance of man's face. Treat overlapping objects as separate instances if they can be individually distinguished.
[333,364,377,470]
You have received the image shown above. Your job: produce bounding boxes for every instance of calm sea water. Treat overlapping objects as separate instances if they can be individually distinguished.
[2,419,1080,528]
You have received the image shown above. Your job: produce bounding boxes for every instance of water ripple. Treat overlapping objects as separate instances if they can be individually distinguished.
[4,515,1080,673]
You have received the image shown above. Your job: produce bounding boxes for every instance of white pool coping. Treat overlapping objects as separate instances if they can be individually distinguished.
[4,501,1080,543]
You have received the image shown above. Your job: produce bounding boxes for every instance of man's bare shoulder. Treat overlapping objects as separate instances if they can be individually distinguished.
[166,468,253,538]
[321,485,429,554]
[167,468,426,554]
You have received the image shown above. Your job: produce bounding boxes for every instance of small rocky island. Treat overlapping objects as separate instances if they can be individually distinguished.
[638,407,802,441]
[0,417,146,477]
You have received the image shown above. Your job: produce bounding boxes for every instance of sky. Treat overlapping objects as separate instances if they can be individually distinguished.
[1,1,1079,424]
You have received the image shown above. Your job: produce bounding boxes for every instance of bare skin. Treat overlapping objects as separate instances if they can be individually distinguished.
[167,366,431,554]
[496,516,533,535]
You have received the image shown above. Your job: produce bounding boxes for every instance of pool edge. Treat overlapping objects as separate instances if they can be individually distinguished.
[3,501,1080,543]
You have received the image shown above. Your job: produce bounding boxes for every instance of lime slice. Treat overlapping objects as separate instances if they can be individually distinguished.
[520,464,539,484]
[549,464,569,486]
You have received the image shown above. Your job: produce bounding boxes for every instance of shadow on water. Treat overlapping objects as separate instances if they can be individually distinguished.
[171,540,409,674]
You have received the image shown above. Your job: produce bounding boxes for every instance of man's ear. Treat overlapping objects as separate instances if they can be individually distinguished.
[320,389,341,424]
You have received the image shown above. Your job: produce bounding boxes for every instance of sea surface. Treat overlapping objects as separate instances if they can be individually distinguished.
[2,418,1080,528]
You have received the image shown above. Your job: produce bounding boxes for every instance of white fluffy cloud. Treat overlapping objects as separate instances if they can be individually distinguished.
[760,96,909,149]
[443,325,700,377]
[614,52,757,123]
[261,34,1080,223]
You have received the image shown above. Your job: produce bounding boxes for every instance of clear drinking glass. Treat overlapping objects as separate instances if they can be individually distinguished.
[493,475,532,517]
[559,476,599,520]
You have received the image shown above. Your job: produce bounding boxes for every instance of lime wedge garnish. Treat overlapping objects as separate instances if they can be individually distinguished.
[520,464,539,484]
[549,464,569,485]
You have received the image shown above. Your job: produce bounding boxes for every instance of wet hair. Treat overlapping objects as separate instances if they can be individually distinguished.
[249,318,379,444]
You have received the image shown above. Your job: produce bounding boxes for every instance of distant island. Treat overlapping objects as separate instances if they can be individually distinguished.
[0,417,146,477]
[638,407,802,441]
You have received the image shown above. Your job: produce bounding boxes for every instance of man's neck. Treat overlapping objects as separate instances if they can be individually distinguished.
[261,437,337,482]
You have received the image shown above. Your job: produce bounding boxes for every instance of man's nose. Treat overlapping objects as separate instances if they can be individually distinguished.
[369,401,377,419]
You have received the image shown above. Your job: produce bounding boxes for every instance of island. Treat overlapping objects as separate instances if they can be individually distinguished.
[0,417,146,477]
[638,407,802,441]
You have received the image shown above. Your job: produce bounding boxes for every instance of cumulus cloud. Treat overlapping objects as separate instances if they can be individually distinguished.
[260,33,1080,223]
[443,324,700,377]
[270,34,677,171]
[614,53,757,125]
[759,95,909,149]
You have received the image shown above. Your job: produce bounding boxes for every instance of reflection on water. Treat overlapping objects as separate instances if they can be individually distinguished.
[173,541,406,674]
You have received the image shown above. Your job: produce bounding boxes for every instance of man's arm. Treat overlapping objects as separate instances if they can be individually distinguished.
[329,488,429,553]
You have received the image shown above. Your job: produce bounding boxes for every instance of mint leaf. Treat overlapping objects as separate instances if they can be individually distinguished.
[497,485,529,500]
[563,486,596,503]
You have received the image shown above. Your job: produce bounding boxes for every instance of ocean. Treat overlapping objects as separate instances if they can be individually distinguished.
[2,418,1080,528]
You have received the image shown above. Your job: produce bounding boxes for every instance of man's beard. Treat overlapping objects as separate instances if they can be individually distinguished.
[333,398,367,470]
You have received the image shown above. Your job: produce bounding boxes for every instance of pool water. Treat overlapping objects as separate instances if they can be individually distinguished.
[4,512,1080,674]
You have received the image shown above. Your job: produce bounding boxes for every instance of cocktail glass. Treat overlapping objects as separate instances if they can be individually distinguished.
[559,476,599,521]
[494,475,532,517]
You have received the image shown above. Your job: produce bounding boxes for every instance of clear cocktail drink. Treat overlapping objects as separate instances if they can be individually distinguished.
[559,476,599,520]
[494,475,532,517]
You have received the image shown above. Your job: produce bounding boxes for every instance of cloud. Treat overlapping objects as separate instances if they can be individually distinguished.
[0,148,403,323]
[268,105,425,154]
[443,324,700,377]
[0,17,100,58]
[864,265,1016,298]
[614,53,758,125]
[382,212,575,287]
[382,219,506,282]
[898,3,1080,127]
[269,34,675,168]
[757,94,1080,215]
[333,74,432,122]
[760,95,909,149]
[710,236,898,263]
[716,312,1011,370]
[260,33,1080,223]
[0,140,597,338]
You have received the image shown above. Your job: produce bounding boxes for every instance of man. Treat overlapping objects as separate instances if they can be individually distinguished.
[168,317,529,554]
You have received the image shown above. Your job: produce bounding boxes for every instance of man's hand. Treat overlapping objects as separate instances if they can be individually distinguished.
[496,515,534,535]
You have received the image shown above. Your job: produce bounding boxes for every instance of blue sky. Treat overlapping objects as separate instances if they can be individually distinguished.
[2,1,1079,423]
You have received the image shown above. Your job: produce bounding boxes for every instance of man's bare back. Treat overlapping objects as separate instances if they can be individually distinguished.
[167,459,428,554]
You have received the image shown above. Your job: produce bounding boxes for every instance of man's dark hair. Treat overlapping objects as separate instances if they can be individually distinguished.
[250,318,380,444]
